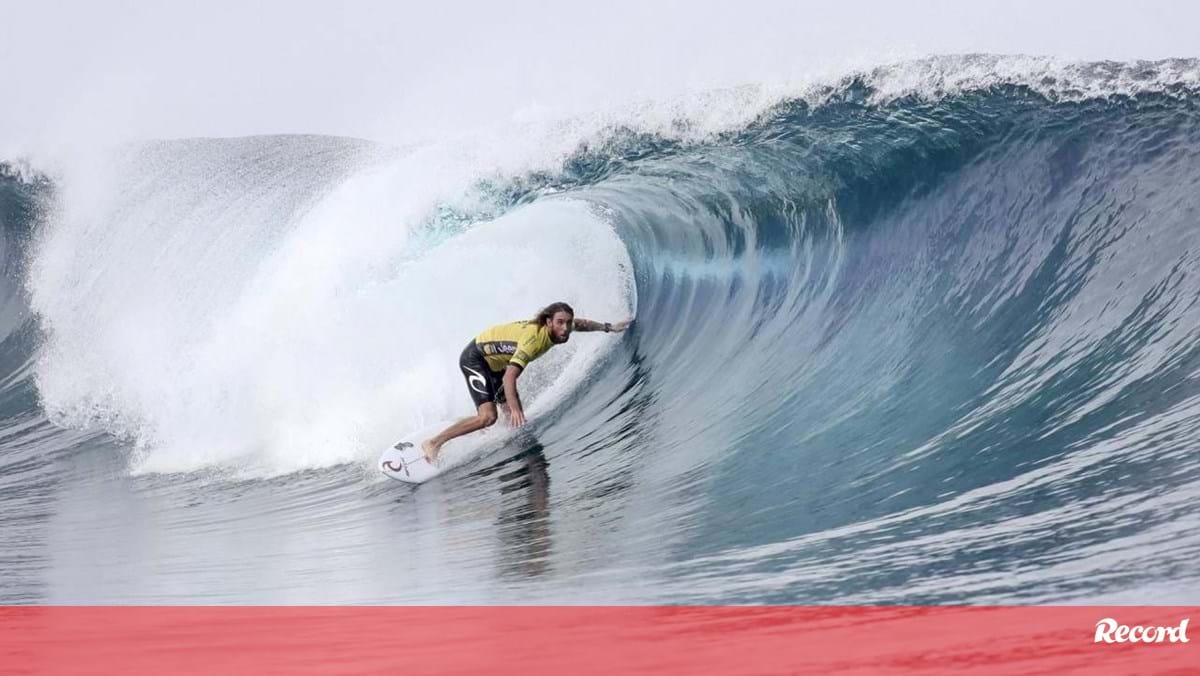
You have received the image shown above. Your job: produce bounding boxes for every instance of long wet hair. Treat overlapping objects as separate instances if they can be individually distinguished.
[531,301,574,326]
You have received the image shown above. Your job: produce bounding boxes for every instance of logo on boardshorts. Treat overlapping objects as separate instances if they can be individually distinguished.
[463,366,488,394]
[1094,618,1190,643]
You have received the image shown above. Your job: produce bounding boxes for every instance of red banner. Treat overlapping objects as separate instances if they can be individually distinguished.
[2,606,1195,674]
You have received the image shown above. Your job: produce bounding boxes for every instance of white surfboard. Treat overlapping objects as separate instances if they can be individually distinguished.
[379,440,443,484]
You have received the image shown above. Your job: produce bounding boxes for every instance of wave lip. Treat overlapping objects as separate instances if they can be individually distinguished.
[830,54,1200,105]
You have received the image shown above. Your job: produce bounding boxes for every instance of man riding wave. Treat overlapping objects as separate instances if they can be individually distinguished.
[422,302,631,462]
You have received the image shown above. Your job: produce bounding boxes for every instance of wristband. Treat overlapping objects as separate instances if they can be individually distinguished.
[604,322,612,332]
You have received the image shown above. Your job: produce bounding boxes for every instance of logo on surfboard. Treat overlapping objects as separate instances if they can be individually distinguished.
[382,442,415,477]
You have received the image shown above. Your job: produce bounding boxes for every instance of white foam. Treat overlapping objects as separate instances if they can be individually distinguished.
[29,139,633,476]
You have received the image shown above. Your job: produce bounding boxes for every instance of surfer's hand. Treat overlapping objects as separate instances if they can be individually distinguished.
[509,406,526,428]
[610,319,632,332]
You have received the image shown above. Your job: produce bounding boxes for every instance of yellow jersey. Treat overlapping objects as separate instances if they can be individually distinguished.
[474,321,554,373]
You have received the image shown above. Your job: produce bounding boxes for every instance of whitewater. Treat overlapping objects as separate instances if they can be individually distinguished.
[1,55,1199,604]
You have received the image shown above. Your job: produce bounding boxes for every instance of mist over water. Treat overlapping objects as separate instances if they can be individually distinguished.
[2,55,1200,603]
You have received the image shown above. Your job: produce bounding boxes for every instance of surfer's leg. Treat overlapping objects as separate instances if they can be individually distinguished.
[424,342,504,462]
[423,402,498,462]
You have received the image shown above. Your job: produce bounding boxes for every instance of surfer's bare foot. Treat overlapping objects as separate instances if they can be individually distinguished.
[421,439,441,464]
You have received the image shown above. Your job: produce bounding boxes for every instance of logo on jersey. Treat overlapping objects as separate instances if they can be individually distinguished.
[480,341,517,356]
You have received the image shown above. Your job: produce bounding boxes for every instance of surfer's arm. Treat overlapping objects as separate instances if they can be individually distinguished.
[573,318,633,333]
[503,365,526,427]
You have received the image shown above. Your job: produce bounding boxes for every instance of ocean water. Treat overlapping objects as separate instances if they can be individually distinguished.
[2,55,1199,604]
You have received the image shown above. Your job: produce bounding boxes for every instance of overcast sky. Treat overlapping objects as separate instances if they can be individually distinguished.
[2,0,1197,157]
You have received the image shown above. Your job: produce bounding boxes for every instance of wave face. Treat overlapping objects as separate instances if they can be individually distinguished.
[3,56,1200,603]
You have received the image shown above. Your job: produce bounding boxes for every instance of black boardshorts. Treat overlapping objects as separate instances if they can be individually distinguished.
[459,340,507,408]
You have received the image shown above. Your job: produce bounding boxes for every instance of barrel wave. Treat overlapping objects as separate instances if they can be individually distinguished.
[2,56,1199,603]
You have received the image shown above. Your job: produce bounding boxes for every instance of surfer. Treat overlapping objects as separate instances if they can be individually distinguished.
[421,302,631,463]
